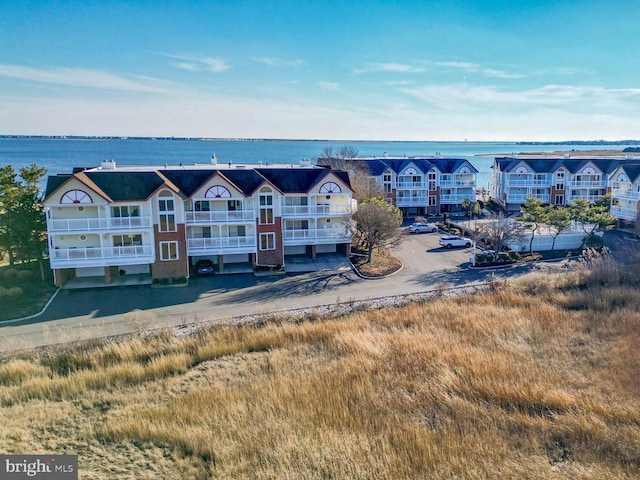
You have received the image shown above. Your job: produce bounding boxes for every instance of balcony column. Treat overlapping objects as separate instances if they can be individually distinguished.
[104,266,112,284]
[218,255,224,273]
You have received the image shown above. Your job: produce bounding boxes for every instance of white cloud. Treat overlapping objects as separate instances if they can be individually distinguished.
[318,82,339,90]
[353,62,427,74]
[433,60,526,79]
[163,53,230,72]
[253,57,304,67]
[0,64,172,93]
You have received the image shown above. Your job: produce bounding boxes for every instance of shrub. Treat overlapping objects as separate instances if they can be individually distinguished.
[583,234,604,249]
[8,287,23,298]
[0,286,9,299]
[17,270,34,280]
[2,268,18,281]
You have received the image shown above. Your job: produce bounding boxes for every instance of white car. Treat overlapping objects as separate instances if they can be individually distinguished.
[408,222,437,234]
[439,235,472,249]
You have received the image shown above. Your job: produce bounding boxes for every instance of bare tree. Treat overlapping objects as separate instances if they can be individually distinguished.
[337,145,359,159]
[352,197,403,263]
[480,214,524,261]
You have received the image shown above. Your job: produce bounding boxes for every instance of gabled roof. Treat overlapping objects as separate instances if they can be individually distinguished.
[44,166,353,202]
[84,171,167,201]
[321,157,477,175]
[618,161,640,183]
[494,157,620,174]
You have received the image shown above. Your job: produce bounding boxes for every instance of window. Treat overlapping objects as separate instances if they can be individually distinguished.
[229,225,246,237]
[555,195,564,205]
[383,171,392,193]
[201,226,211,238]
[194,201,210,212]
[259,193,274,224]
[429,196,437,206]
[113,234,142,247]
[428,171,437,190]
[555,169,565,190]
[259,233,275,250]
[227,200,242,211]
[112,205,140,217]
[160,241,178,261]
[284,196,308,206]
[158,191,176,232]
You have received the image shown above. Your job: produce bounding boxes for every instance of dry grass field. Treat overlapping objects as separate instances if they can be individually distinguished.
[0,251,638,479]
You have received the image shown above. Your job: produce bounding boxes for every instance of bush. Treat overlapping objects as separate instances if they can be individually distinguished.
[583,234,605,249]
[8,287,23,298]
[17,270,34,280]
[2,268,18,281]
[0,286,9,299]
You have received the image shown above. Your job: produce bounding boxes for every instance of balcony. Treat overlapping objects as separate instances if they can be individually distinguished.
[281,205,352,216]
[506,194,550,203]
[48,216,152,232]
[283,228,352,245]
[50,245,154,267]
[187,236,256,254]
[507,178,550,186]
[568,180,607,188]
[440,194,476,204]
[566,193,605,203]
[185,210,255,224]
[396,196,429,207]
[612,188,640,200]
[611,205,638,220]
[396,181,429,189]
[439,180,476,187]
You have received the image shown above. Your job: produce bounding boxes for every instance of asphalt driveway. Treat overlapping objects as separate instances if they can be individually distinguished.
[0,230,531,352]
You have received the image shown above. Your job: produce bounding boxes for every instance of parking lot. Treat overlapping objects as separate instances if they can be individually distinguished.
[394,228,474,276]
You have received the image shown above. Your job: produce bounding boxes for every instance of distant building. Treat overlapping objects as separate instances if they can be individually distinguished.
[43,160,354,287]
[318,156,478,216]
[609,161,640,234]
[491,156,620,211]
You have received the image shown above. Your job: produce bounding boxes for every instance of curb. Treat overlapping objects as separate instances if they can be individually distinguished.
[0,288,61,324]
[349,254,404,280]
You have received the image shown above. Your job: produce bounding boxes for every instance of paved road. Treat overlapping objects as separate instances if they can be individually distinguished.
[0,231,535,352]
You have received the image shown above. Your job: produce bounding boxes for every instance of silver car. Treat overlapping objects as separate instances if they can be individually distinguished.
[408,223,437,234]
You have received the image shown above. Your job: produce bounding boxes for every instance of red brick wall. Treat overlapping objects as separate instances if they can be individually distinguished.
[256,217,284,266]
[151,224,188,279]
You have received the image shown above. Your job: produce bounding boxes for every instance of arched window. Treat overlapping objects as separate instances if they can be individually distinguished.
[319,182,342,194]
[158,190,176,232]
[259,186,274,224]
[205,185,232,198]
[60,189,93,204]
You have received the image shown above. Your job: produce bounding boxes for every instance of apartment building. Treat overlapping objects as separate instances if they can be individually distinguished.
[43,160,354,287]
[318,156,477,216]
[609,161,640,233]
[491,156,620,211]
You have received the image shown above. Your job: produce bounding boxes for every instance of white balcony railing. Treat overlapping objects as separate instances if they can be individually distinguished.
[506,194,550,203]
[507,179,550,186]
[281,205,352,216]
[440,194,476,204]
[612,189,640,200]
[48,216,152,232]
[51,245,154,262]
[439,181,476,187]
[396,196,429,206]
[611,205,638,220]
[566,193,605,203]
[187,236,256,252]
[396,182,429,189]
[283,228,351,244]
[185,210,255,223]
[568,180,606,188]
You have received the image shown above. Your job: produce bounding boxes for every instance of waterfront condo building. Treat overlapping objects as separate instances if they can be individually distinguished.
[491,156,621,211]
[318,156,478,216]
[43,160,354,287]
[609,161,640,234]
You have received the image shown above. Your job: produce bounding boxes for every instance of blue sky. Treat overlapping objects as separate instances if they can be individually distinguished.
[1,0,639,140]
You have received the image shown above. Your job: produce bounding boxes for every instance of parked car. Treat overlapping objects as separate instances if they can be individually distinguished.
[439,235,472,249]
[408,222,437,234]
[195,259,215,276]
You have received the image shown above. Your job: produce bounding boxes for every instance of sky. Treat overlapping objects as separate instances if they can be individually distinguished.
[1,0,639,141]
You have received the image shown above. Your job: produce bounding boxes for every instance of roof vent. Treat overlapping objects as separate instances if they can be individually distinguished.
[101,159,116,170]
[211,153,217,165]
[564,153,570,159]
[300,158,311,166]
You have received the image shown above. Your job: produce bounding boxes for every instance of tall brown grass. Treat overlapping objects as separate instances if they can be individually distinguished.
[0,256,638,478]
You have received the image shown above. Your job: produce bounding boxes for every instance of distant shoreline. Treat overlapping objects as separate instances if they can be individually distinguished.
[1,135,640,145]
[476,149,635,157]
